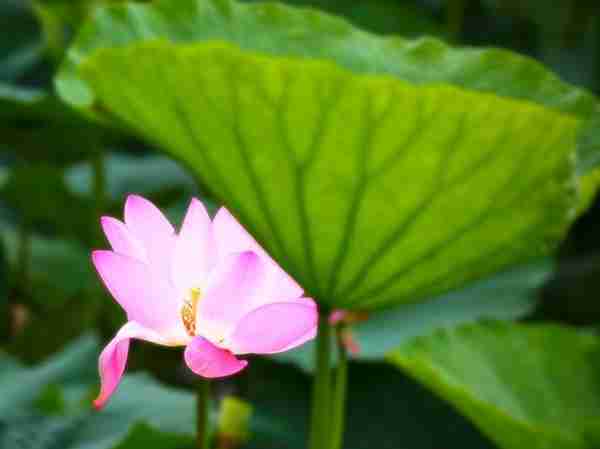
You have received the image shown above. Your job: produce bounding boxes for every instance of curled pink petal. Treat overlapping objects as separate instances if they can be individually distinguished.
[213,207,303,300]
[184,336,248,378]
[199,251,264,328]
[91,250,182,334]
[100,216,147,262]
[229,301,318,355]
[124,194,175,277]
[172,198,216,292]
[94,321,169,409]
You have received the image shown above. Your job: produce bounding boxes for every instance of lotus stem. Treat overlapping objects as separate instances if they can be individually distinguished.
[197,378,211,449]
[308,314,332,449]
[329,326,348,449]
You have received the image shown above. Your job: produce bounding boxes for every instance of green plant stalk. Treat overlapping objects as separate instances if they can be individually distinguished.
[197,378,211,449]
[92,150,107,245]
[16,222,31,295]
[308,315,332,449]
[329,327,348,449]
[92,151,107,213]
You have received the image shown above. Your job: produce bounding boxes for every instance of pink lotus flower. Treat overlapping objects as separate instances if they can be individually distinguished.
[92,195,318,409]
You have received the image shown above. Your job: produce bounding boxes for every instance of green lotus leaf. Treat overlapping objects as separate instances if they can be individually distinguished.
[56,0,598,310]
[388,322,600,449]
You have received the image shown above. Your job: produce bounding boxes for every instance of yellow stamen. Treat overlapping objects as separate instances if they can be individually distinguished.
[181,287,202,336]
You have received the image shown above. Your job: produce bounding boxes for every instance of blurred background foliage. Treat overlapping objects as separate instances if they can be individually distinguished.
[1,0,600,448]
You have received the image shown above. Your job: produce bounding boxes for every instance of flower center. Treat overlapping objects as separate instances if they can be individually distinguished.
[181,287,201,337]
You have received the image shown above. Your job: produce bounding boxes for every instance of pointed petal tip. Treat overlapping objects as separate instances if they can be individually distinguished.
[92,396,106,411]
[124,193,154,216]
[99,215,112,226]
[91,249,109,265]
[125,192,145,203]
[190,196,204,207]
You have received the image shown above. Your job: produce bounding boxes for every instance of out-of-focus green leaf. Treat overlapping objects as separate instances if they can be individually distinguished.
[481,0,594,42]
[0,380,196,449]
[1,164,96,241]
[65,152,196,204]
[275,259,551,371]
[57,0,598,312]
[0,1,43,82]
[31,0,104,61]
[0,84,104,165]
[1,225,95,307]
[0,84,61,122]
[7,296,101,363]
[0,334,97,417]
[217,396,253,445]
[0,335,315,449]
[388,322,600,449]
[0,335,195,448]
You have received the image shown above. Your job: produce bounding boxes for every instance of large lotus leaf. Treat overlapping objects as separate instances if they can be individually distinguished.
[56,0,600,216]
[56,0,600,310]
[56,0,600,158]
[59,30,582,311]
[388,322,600,449]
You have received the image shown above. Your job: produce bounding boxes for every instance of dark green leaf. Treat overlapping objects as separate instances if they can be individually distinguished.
[1,164,96,241]
[65,152,196,204]
[0,83,104,165]
[1,225,95,307]
[388,322,600,449]
[0,1,43,82]
[0,335,97,417]
[242,0,445,37]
